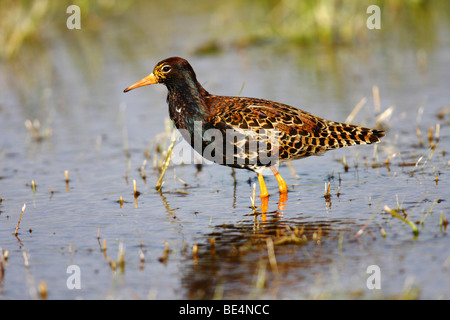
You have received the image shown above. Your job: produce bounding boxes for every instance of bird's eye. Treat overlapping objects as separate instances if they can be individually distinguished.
[161,65,171,73]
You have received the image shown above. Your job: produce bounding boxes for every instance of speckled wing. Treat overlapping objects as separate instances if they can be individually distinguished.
[206,95,385,165]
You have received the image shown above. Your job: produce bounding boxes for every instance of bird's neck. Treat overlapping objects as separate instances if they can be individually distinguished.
[166,77,210,131]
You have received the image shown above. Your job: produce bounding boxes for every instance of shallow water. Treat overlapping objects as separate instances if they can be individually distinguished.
[0,2,449,300]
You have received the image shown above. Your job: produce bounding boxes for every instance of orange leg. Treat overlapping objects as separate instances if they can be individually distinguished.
[271,167,288,194]
[258,173,269,198]
[261,196,269,218]
[279,192,288,208]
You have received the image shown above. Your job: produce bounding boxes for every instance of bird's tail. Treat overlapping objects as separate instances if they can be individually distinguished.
[322,121,385,150]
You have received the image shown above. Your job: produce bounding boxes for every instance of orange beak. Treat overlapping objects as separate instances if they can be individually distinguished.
[123,73,158,92]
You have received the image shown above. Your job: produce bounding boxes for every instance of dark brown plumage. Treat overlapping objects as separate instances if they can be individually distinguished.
[124,57,385,198]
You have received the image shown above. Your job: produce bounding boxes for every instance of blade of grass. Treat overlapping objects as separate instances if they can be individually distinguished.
[384,205,419,236]
[14,204,26,236]
[156,128,179,191]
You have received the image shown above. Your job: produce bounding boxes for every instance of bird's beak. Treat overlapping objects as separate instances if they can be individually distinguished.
[123,73,158,92]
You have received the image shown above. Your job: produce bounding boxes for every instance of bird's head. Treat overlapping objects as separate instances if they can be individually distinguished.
[124,57,197,92]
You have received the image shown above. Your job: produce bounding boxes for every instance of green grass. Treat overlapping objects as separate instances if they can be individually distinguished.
[0,0,133,60]
[193,0,443,53]
[1,0,446,59]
